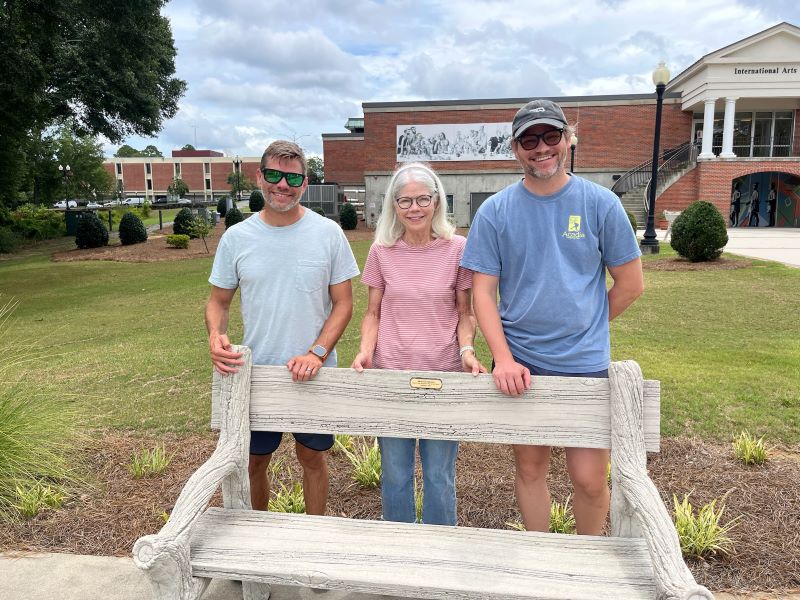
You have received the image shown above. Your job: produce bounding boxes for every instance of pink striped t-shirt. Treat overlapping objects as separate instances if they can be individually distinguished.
[361,235,472,372]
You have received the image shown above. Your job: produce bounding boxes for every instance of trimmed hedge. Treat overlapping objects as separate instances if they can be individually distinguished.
[225,206,244,229]
[75,212,109,249]
[119,212,148,245]
[249,190,265,213]
[217,197,228,218]
[625,210,637,232]
[339,203,357,230]
[166,234,190,249]
[670,200,729,262]
[173,207,196,238]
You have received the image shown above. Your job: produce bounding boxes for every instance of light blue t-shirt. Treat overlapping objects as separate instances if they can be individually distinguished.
[209,211,360,366]
[460,176,641,372]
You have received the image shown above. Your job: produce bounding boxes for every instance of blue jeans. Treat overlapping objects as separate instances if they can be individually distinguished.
[378,437,458,526]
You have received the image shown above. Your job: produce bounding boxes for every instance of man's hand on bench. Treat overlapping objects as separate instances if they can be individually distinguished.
[287,354,322,382]
[209,334,244,375]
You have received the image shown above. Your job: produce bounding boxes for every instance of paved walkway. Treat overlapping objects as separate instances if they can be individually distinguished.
[1,552,799,600]
[720,227,800,267]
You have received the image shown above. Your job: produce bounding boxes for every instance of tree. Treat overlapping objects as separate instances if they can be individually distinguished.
[167,177,189,199]
[227,171,255,199]
[181,144,196,151]
[141,144,163,157]
[114,144,141,158]
[20,124,114,205]
[0,0,186,207]
[307,156,324,184]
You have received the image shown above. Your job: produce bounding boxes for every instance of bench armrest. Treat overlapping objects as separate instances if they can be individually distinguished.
[133,347,253,595]
[609,361,714,600]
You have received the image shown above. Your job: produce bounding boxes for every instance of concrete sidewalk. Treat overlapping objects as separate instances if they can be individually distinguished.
[1,552,798,600]
[720,228,800,267]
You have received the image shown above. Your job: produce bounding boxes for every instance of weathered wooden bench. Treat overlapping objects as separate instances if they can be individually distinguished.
[133,345,713,600]
[663,210,682,240]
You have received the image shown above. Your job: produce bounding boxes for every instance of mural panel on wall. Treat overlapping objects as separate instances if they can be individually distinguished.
[730,172,800,228]
[397,123,514,162]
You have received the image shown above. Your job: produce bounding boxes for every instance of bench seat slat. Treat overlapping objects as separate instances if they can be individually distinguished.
[189,508,657,600]
[211,366,660,451]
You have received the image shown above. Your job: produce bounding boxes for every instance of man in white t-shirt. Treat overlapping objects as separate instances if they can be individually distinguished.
[206,140,360,514]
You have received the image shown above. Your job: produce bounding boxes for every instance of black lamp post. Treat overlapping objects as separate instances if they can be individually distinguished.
[640,61,671,255]
[58,164,72,209]
[231,156,242,211]
[570,134,578,174]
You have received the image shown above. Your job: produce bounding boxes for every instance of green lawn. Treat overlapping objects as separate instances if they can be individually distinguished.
[2,241,798,442]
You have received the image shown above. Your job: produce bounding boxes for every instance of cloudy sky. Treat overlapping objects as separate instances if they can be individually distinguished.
[109,0,798,159]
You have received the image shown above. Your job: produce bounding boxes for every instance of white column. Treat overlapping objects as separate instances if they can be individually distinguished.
[719,97,738,158]
[698,98,717,160]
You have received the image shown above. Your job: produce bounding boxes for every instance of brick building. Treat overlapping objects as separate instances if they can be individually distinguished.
[323,22,800,229]
[103,150,262,204]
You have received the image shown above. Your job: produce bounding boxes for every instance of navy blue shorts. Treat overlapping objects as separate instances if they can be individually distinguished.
[250,431,335,456]
[494,357,609,379]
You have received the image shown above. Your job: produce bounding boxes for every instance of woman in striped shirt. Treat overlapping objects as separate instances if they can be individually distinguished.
[352,162,486,525]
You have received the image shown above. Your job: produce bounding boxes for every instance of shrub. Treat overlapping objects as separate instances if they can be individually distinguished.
[216,197,228,218]
[313,207,326,217]
[626,210,637,232]
[189,217,214,253]
[225,206,244,229]
[0,226,20,253]
[139,200,151,219]
[10,204,65,240]
[75,212,109,249]
[338,438,381,488]
[550,495,577,534]
[173,207,196,237]
[673,493,740,558]
[166,234,190,249]
[13,481,66,519]
[249,189,265,213]
[118,212,148,245]
[269,481,306,513]
[732,431,769,465]
[339,202,357,230]
[128,445,171,478]
[670,201,728,262]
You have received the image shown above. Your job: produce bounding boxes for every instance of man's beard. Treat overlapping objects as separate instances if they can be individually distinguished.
[524,147,567,180]
[266,195,300,213]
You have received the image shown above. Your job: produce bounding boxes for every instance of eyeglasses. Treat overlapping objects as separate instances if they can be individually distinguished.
[517,129,564,150]
[261,167,305,187]
[395,194,434,209]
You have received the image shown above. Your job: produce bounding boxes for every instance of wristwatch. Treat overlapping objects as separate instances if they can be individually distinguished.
[308,344,329,362]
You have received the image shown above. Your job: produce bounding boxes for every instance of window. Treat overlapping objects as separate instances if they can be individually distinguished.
[694,110,795,157]
[204,162,210,174]
[205,178,211,190]
[145,163,152,175]
[446,194,454,215]
[115,163,122,175]
[174,162,181,176]
[146,179,152,190]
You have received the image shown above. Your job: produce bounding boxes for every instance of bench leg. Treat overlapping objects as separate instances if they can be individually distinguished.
[243,581,271,600]
[133,535,210,600]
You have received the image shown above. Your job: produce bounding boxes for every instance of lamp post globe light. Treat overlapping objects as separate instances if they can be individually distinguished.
[58,164,72,210]
[570,134,578,174]
[640,61,671,255]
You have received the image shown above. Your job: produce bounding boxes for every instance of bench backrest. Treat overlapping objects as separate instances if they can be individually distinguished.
[212,362,660,451]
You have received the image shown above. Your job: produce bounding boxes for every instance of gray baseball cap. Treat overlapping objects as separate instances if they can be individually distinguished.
[512,99,568,139]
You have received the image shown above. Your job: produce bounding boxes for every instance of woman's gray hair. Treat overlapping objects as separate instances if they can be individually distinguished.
[373,162,455,246]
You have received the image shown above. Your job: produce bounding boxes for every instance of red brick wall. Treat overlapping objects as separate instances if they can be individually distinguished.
[351,102,691,175]
[181,163,206,191]
[659,160,800,221]
[658,166,700,211]
[121,163,145,194]
[151,163,174,192]
[211,161,231,191]
[323,139,367,185]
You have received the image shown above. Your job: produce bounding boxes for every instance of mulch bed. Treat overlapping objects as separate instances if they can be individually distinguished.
[1,432,798,592]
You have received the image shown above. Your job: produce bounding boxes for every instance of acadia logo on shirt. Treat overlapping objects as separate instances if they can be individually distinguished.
[562,215,586,240]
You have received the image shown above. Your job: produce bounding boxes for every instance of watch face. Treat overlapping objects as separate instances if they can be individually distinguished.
[311,345,327,358]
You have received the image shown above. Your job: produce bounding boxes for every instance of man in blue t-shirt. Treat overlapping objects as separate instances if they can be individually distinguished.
[461,99,644,535]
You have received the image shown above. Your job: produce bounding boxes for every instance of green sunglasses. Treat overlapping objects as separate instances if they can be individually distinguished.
[261,167,305,187]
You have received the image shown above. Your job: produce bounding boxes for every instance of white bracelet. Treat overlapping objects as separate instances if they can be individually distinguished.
[459,345,475,357]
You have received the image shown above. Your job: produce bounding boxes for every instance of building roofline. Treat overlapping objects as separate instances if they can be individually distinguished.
[321,133,365,140]
[362,92,681,111]
[668,21,800,90]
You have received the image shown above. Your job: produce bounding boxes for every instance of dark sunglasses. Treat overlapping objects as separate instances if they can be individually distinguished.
[261,167,305,187]
[395,194,434,209]
[518,129,564,150]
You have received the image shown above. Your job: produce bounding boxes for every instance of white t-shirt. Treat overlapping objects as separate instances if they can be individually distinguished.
[209,211,360,366]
